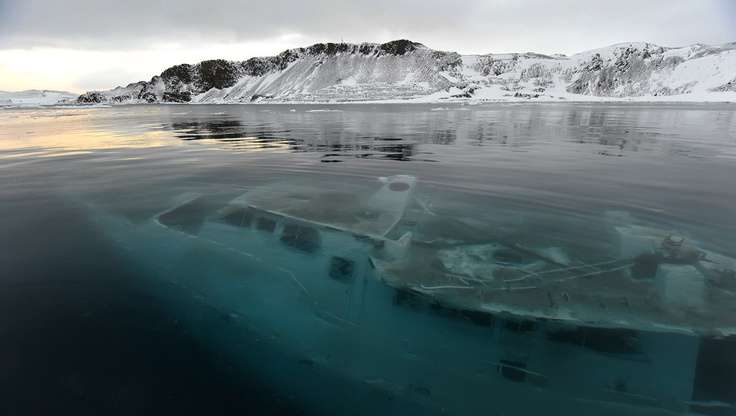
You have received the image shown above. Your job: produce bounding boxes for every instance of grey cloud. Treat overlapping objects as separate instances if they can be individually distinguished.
[1,0,735,54]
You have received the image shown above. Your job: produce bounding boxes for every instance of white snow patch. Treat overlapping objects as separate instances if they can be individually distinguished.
[0,90,78,106]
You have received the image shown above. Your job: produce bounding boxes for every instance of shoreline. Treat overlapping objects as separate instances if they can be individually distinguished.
[4,94,736,109]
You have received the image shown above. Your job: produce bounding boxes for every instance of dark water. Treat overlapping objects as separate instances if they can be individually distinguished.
[1,103,735,415]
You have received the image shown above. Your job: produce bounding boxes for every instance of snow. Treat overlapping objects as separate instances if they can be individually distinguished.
[570,42,662,62]
[0,90,78,106]
[193,49,453,103]
[78,40,736,105]
[652,50,736,92]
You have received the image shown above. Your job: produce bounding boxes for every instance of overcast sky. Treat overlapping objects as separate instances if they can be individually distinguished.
[1,0,734,92]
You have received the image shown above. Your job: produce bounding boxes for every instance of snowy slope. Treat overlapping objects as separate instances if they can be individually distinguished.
[196,47,460,103]
[77,40,736,104]
[0,90,78,106]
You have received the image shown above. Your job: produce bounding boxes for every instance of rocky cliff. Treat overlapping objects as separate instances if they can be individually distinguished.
[77,40,736,103]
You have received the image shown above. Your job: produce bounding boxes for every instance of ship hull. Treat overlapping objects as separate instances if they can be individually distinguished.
[88,205,711,415]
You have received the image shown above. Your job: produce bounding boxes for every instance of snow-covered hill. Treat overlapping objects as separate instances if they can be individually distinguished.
[0,90,78,106]
[77,40,736,104]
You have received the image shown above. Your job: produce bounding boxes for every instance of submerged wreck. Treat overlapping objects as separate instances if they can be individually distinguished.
[90,175,736,415]
[159,174,735,335]
[376,217,736,336]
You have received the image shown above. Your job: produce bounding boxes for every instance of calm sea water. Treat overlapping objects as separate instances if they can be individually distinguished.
[1,103,735,415]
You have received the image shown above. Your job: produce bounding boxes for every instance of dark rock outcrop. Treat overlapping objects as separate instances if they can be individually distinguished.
[76,39,440,104]
[77,91,105,104]
[76,39,736,104]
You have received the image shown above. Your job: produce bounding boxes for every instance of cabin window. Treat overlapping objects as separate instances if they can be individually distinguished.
[545,327,642,355]
[631,253,660,279]
[389,181,411,192]
[281,224,321,253]
[220,207,253,228]
[329,256,354,282]
[157,196,208,235]
[692,336,736,410]
[256,217,276,233]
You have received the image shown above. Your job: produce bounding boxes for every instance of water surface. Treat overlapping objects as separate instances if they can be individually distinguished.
[1,103,735,415]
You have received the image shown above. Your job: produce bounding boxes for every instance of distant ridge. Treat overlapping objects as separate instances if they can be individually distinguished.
[72,39,736,104]
[0,89,78,106]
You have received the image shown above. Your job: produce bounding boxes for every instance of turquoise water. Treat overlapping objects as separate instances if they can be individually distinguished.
[1,103,735,415]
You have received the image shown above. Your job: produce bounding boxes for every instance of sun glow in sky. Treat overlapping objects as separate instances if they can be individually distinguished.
[1,0,734,93]
[0,35,311,92]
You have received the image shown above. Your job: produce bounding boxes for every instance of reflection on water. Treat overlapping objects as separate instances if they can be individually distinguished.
[168,115,430,161]
[1,103,735,415]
